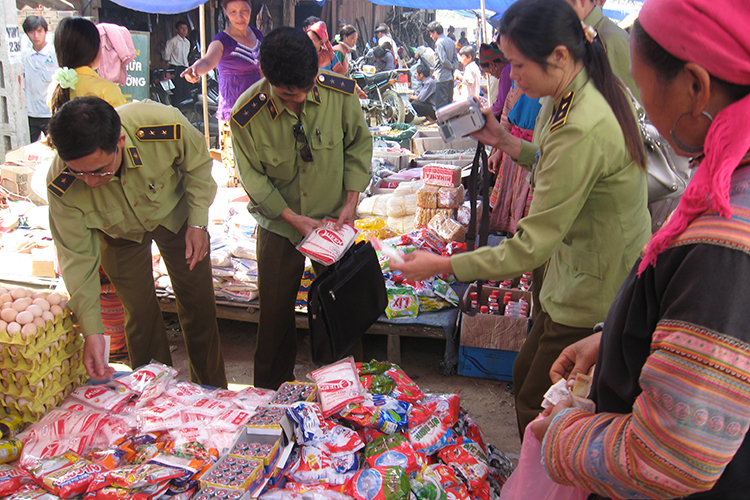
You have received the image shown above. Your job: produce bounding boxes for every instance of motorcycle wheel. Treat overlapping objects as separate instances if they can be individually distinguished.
[381,89,405,124]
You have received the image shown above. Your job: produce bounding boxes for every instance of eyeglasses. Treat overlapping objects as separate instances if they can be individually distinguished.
[65,147,119,177]
[292,121,313,162]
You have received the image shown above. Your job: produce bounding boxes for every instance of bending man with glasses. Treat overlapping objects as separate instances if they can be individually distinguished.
[46,97,227,387]
[231,27,372,390]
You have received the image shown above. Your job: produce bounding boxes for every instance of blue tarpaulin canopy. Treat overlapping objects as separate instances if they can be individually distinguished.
[109,0,208,14]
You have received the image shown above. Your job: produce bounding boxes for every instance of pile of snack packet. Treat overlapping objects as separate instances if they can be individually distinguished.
[415,165,468,243]
[0,287,87,425]
[1,357,513,500]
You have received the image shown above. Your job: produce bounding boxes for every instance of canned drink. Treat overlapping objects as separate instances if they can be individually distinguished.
[203,486,217,495]
[0,415,23,439]
[229,464,242,473]
[224,456,237,464]
[235,458,249,466]
[235,442,249,450]
[195,494,211,500]
[228,491,243,499]
[260,444,272,452]
[248,442,261,450]
[214,489,229,498]
[236,473,249,482]
[0,438,22,464]
[228,479,242,488]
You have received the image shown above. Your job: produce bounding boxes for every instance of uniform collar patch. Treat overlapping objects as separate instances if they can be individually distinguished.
[550,90,575,133]
[312,86,322,104]
[232,92,269,128]
[48,168,76,197]
[127,146,143,166]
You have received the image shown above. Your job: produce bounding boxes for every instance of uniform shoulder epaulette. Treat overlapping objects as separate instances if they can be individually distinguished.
[232,92,271,128]
[135,124,182,141]
[48,169,76,198]
[316,73,356,95]
[549,90,575,133]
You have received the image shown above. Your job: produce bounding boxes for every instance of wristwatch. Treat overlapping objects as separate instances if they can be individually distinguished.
[188,224,208,232]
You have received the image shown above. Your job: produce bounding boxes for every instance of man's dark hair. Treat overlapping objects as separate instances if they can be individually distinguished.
[427,21,443,35]
[372,46,386,60]
[48,97,121,162]
[22,15,48,34]
[175,20,188,29]
[260,27,319,89]
[302,16,320,30]
[416,65,430,77]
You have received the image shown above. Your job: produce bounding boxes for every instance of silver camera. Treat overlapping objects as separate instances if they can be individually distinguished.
[435,97,485,143]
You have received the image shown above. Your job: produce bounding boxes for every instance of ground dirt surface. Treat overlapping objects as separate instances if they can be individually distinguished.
[164,313,522,459]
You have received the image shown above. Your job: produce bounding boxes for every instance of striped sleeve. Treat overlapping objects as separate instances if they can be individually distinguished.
[542,320,750,499]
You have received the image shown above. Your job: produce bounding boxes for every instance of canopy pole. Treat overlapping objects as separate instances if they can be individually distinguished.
[480,0,488,43]
[200,2,210,149]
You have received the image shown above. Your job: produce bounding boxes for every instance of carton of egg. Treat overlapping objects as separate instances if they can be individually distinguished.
[0,287,86,424]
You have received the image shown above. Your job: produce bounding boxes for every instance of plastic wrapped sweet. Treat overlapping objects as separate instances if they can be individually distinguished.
[28,452,107,498]
[0,464,36,496]
[307,358,364,418]
[345,466,410,500]
[364,434,422,475]
[338,394,410,434]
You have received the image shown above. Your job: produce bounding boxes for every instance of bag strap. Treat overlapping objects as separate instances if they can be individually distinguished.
[461,142,490,312]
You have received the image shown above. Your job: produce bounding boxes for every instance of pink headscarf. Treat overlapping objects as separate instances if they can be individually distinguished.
[637,0,750,274]
[307,21,334,52]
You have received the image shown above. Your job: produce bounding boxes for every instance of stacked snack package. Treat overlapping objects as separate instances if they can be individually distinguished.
[0,287,87,426]
[415,165,465,242]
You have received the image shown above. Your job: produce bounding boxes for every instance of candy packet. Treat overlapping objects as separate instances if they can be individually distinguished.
[307,358,364,418]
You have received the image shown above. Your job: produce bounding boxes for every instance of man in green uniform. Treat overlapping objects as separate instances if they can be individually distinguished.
[230,27,372,390]
[564,0,638,99]
[46,97,226,387]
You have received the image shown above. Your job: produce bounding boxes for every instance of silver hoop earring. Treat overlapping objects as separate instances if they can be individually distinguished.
[670,110,714,155]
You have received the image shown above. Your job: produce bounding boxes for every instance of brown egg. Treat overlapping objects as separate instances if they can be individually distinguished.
[9,287,28,300]
[15,311,34,325]
[50,305,63,317]
[6,322,21,334]
[31,298,50,311]
[0,293,12,304]
[46,292,62,305]
[11,298,31,312]
[0,308,17,323]
[25,304,43,317]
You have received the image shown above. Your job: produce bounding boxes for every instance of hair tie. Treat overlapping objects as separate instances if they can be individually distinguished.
[581,22,598,44]
[54,67,78,90]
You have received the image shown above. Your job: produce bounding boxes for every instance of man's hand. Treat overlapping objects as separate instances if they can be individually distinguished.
[280,208,323,237]
[531,397,572,442]
[550,331,602,384]
[83,334,116,380]
[335,191,359,230]
[389,250,453,281]
[185,226,209,270]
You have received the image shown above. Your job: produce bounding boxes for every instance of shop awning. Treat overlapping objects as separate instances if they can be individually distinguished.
[108,0,208,14]
[368,0,515,10]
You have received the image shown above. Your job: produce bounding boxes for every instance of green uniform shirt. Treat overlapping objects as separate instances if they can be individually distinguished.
[452,69,650,328]
[230,71,372,245]
[585,5,639,102]
[47,100,217,336]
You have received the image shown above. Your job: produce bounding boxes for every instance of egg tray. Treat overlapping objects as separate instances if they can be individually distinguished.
[0,334,83,374]
[0,316,76,359]
[0,358,86,399]
[0,312,74,347]
[1,348,84,388]
[0,370,87,424]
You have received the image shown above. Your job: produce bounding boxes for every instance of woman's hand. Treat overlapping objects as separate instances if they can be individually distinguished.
[471,108,523,158]
[531,397,572,442]
[181,66,201,84]
[388,250,453,281]
[488,149,503,174]
[550,330,602,384]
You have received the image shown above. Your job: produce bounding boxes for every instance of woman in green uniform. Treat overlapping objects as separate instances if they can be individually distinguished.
[391,0,650,435]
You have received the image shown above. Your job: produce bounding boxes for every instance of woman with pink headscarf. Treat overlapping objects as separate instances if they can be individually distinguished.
[534,0,750,497]
[306,21,335,71]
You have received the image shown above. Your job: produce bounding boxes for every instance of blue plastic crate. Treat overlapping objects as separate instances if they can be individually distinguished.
[458,345,518,381]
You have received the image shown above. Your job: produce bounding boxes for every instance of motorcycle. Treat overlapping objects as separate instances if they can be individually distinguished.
[150,68,220,147]
[350,56,410,126]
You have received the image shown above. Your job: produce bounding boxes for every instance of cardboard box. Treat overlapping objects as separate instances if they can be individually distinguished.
[411,130,478,156]
[373,150,411,171]
[458,345,518,381]
[460,284,530,351]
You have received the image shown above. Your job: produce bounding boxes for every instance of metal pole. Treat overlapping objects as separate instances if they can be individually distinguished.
[480,0,488,43]
[200,3,210,149]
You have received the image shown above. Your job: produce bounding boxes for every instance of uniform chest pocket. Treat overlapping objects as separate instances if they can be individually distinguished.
[83,208,124,231]
[145,169,176,201]
[309,127,343,152]
[257,148,296,180]
[557,242,602,279]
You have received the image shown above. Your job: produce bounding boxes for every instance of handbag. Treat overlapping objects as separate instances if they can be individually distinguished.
[307,240,387,365]
[626,86,692,203]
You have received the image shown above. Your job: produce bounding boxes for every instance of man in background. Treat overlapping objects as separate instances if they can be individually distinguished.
[21,15,57,143]
[374,24,398,62]
[427,21,458,111]
[409,65,436,123]
[163,20,192,104]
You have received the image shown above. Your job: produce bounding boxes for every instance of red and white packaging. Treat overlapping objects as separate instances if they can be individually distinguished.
[421,164,463,188]
[0,465,36,496]
[113,363,177,395]
[208,409,253,432]
[68,386,135,413]
[307,357,365,417]
[296,218,358,266]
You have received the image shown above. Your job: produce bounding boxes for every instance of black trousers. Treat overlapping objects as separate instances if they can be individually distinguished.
[435,80,453,111]
[28,116,49,143]
[412,99,436,120]
[169,65,190,105]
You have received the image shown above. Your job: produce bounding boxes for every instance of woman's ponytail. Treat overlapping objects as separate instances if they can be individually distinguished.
[583,31,646,170]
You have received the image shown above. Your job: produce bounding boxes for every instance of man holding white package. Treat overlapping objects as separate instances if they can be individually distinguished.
[230,27,372,389]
